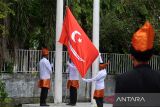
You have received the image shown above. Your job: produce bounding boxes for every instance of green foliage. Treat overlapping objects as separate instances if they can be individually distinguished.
[100,11,130,53]
[100,0,160,53]
[8,0,57,49]
[5,61,13,74]
[38,0,56,49]
[9,0,33,49]
[0,80,8,102]
[0,1,14,37]
[0,1,14,19]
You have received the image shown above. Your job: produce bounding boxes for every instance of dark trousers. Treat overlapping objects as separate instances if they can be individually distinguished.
[40,87,49,105]
[69,86,77,104]
[94,97,103,107]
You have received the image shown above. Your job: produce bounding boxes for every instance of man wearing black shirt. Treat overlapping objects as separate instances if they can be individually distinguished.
[114,21,160,107]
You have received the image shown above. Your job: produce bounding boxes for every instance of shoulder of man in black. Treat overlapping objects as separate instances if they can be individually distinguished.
[115,69,136,93]
[115,65,160,93]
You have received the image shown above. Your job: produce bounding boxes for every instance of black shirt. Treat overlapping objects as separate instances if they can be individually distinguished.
[116,64,160,93]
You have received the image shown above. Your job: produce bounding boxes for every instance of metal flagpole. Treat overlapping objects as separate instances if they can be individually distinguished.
[92,0,100,105]
[54,0,63,104]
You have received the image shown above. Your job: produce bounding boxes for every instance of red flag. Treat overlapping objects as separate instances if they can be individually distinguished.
[59,7,99,77]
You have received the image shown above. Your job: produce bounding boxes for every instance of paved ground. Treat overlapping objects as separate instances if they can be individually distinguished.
[22,103,113,107]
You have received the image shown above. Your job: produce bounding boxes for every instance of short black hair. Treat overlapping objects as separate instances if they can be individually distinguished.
[130,46,153,62]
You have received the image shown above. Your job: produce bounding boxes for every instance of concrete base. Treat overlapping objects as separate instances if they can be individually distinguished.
[22,103,113,107]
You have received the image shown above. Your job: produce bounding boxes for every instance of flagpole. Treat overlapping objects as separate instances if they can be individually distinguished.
[55,0,63,104]
[92,0,100,104]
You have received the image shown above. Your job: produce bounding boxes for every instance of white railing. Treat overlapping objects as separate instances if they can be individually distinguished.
[1,50,160,74]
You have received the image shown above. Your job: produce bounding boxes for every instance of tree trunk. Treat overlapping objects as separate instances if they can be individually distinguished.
[0,37,3,72]
[3,17,10,62]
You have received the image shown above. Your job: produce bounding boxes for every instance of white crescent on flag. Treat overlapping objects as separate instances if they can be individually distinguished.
[69,30,85,62]
[71,30,81,43]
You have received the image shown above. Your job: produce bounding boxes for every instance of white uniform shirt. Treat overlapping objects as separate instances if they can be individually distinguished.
[83,69,107,90]
[67,62,79,80]
[39,57,52,80]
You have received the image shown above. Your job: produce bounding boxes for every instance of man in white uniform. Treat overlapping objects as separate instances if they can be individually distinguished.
[66,60,79,106]
[38,48,52,106]
[82,56,109,107]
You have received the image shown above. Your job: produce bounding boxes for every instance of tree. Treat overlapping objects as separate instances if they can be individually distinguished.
[99,0,160,53]
[37,0,56,50]
[0,0,14,71]
[0,1,14,33]
[8,0,57,50]
[9,0,31,49]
